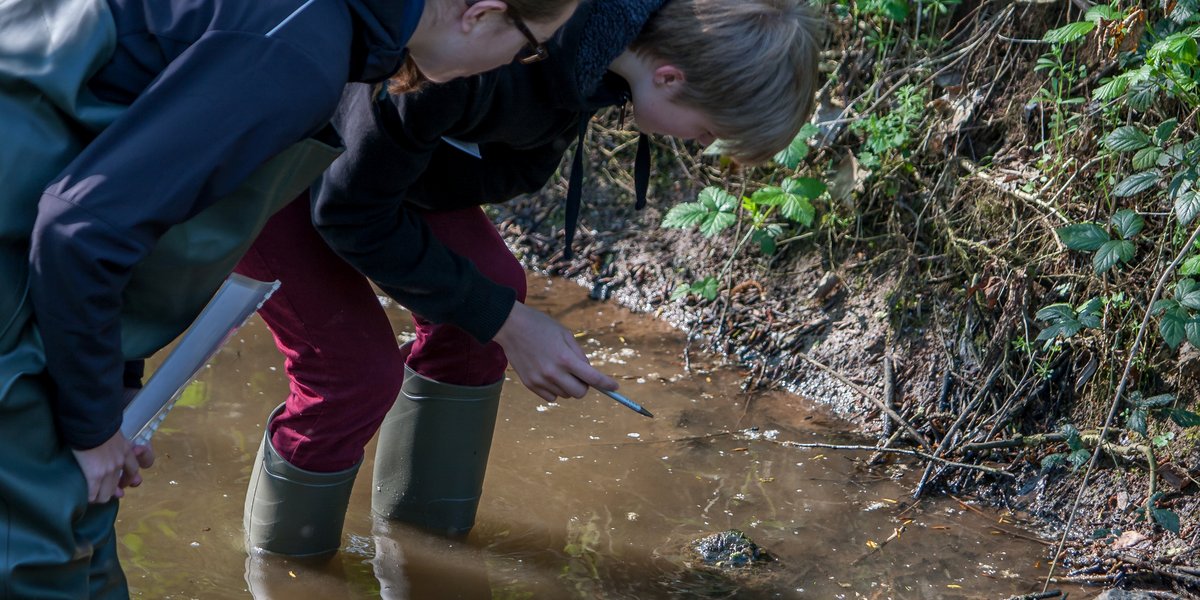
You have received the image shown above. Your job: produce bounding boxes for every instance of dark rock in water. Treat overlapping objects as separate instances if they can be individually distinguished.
[691,530,769,569]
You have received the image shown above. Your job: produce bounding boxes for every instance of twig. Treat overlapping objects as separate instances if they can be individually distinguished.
[1045,220,1200,592]
[795,352,932,451]
[773,441,1015,478]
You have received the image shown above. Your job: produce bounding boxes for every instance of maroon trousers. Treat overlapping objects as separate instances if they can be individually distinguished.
[234,196,526,472]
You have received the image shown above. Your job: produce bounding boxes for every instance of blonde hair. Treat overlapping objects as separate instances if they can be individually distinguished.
[630,0,825,164]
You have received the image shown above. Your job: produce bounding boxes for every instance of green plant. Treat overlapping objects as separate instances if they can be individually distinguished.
[1056,209,1145,275]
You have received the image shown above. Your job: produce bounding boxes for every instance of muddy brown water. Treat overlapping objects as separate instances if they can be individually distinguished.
[118,275,1082,599]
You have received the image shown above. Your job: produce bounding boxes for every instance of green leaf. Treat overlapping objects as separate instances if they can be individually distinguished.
[1150,33,1199,64]
[1037,320,1082,346]
[1180,255,1200,276]
[1043,21,1096,44]
[1188,317,1200,348]
[1129,408,1149,437]
[882,0,909,21]
[1152,298,1179,316]
[1161,307,1190,349]
[752,186,785,207]
[1170,409,1200,427]
[1175,190,1200,225]
[1104,126,1153,152]
[753,229,778,255]
[699,186,739,212]
[1156,119,1180,144]
[696,276,720,301]
[1093,76,1130,101]
[699,211,736,238]
[1085,5,1122,22]
[670,283,690,301]
[1133,147,1163,171]
[1143,394,1176,408]
[783,177,828,200]
[1113,170,1162,197]
[1036,303,1076,323]
[1153,509,1181,534]
[1129,80,1160,112]
[773,134,811,169]
[662,202,710,230]
[1057,224,1110,251]
[1177,278,1200,309]
[1092,240,1135,274]
[1111,209,1145,240]
[1041,453,1067,469]
[1068,448,1091,471]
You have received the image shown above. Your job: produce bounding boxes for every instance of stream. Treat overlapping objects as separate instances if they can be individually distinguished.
[118,275,1082,599]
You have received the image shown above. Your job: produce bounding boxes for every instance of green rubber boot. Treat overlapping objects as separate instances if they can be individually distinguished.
[244,404,361,559]
[372,367,502,536]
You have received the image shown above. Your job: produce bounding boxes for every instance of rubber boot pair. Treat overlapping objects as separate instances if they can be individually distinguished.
[372,366,502,537]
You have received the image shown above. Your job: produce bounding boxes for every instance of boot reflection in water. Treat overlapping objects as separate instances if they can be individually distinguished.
[372,518,493,599]
[244,550,354,599]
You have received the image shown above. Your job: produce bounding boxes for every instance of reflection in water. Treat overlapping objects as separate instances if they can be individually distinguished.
[118,276,1072,598]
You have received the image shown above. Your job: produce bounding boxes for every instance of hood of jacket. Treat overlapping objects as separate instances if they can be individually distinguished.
[572,0,668,96]
[346,0,426,82]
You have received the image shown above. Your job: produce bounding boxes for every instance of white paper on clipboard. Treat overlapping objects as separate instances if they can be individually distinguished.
[120,274,280,446]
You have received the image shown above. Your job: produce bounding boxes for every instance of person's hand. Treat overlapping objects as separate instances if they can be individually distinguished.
[71,432,152,504]
[493,302,618,402]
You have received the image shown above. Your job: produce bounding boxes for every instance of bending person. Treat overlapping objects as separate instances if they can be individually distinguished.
[0,0,579,595]
[236,0,824,561]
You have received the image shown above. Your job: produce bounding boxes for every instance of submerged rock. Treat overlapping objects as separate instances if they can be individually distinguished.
[690,530,770,569]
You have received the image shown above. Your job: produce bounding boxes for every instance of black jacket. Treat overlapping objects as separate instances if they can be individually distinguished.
[315,0,666,344]
[30,0,424,449]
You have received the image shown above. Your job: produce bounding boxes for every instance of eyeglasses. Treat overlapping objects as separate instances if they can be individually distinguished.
[508,11,548,64]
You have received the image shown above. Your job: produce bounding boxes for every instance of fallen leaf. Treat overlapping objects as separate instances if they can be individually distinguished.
[1112,530,1149,549]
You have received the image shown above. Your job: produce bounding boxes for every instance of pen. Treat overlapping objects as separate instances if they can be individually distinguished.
[598,388,654,418]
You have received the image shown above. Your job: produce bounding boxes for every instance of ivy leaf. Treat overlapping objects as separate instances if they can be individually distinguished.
[1043,21,1097,44]
[1092,240,1135,274]
[1057,224,1110,251]
[1161,307,1190,349]
[1153,509,1181,535]
[1170,409,1200,427]
[1104,126,1153,152]
[1111,209,1145,239]
[1128,407,1148,437]
[1113,170,1162,197]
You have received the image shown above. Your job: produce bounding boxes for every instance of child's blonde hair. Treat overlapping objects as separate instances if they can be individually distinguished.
[630,0,825,164]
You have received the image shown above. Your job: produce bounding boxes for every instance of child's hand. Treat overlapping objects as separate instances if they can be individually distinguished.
[493,302,619,403]
[71,432,148,504]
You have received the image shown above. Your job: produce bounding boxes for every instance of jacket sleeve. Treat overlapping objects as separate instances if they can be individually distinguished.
[314,82,520,344]
[30,31,347,450]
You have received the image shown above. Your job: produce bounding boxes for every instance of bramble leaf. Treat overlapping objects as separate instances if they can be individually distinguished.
[1104,126,1152,152]
[1171,408,1200,427]
[1161,307,1190,349]
[1128,408,1148,437]
[1113,170,1162,197]
[1043,21,1096,44]
[1092,240,1135,274]
[1153,509,1181,534]
[1111,209,1145,239]
[1057,224,1110,251]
